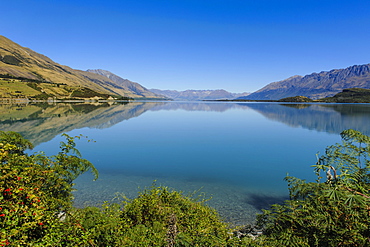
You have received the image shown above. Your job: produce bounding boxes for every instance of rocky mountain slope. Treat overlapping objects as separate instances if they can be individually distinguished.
[239,64,370,100]
[87,69,165,99]
[0,35,165,99]
[150,89,250,100]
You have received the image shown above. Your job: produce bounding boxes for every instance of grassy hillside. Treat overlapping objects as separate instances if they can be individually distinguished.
[0,75,129,101]
[0,35,164,99]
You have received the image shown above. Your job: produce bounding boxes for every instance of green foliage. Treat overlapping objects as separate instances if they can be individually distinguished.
[73,186,238,246]
[75,203,124,246]
[0,131,98,246]
[256,129,370,246]
[0,131,34,153]
[119,185,232,246]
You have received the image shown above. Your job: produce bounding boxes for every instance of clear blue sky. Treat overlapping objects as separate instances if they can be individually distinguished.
[2,0,370,92]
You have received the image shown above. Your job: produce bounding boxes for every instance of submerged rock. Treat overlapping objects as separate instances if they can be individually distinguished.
[233,224,263,240]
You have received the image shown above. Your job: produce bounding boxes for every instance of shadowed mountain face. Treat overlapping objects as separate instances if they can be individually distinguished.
[239,64,370,100]
[1,102,370,146]
[0,35,164,99]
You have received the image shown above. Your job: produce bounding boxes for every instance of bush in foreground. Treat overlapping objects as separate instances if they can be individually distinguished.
[0,131,98,246]
[2,130,370,246]
[256,129,370,246]
[76,186,240,246]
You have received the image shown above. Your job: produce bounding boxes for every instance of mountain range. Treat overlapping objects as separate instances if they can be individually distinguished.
[149,89,250,101]
[239,64,370,100]
[2,35,370,101]
[0,35,166,100]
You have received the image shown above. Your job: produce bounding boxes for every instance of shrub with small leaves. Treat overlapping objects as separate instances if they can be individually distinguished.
[119,185,232,246]
[0,131,97,246]
[256,129,370,247]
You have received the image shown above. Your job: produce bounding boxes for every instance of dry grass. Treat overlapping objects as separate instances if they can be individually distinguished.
[0,80,40,97]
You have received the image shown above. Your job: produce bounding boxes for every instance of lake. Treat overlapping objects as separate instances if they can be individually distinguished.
[2,101,370,225]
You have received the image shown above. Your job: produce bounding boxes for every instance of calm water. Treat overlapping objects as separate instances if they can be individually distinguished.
[2,101,370,225]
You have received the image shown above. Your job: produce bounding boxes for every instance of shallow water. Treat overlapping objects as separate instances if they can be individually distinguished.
[11,101,370,225]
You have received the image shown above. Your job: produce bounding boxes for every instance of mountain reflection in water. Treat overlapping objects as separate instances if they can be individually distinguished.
[1,102,369,145]
[0,102,165,145]
[245,103,370,135]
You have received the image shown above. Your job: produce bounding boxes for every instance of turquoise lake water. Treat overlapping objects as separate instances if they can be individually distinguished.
[7,101,370,225]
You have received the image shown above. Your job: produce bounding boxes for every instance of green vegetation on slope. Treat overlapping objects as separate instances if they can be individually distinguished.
[319,88,370,103]
[1,130,370,246]
[0,75,131,101]
[277,96,314,102]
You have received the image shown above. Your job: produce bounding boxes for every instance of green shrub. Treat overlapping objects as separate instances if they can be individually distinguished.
[256,129,370,246]
[0,131,97,246]
[74,186,239,246]
[72,203,124,246]
[119,185,232,246]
